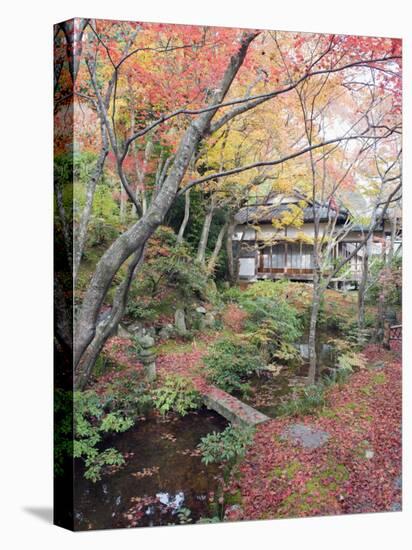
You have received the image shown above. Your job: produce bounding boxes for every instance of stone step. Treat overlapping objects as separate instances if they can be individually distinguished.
[201,386,270,427]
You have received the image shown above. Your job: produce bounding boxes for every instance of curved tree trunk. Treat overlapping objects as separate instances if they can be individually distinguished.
[207,222,228,272]
[177,189,191,243]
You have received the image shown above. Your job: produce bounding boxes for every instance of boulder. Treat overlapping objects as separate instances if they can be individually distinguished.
[195,306,207,315]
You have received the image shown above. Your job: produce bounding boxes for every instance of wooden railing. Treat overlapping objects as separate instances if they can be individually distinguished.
[389,325,402,341]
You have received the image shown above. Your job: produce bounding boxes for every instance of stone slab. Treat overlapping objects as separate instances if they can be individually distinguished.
[202,386,270,428]
[281,423,330,449]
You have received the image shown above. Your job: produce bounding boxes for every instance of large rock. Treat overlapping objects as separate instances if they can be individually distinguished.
[174,308,187,334]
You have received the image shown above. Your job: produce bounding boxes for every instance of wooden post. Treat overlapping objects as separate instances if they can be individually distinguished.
[383,319,391,350]
[270,243,273,274]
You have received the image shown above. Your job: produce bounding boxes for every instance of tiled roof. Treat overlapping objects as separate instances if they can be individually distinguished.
[235,203,348,225]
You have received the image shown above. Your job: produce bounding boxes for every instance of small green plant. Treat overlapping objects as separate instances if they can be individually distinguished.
[277,385,326,417]
[340,321,370,348]
[74,390,134,482]
[177,507,192,524]
[125,301,157,321]
[198,425,254,522]
[198,425,255,466]
[204,339,263,394]
[324,365,352,386]
[338,352,366,371]
[153,375,201,416]
[105,371,153,417]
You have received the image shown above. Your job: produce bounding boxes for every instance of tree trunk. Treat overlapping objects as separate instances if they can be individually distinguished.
[357,239,370,340]
[225,214,238,285]
[73,32,259,385]
[177,189,191,243]
[388,215,397,263]
[74,114,109,284]
[196,199,215,264]
[307,271,321,386]
[375,242,388,343]
[207,222,227,272]
[119,183,127,222]
[135,139,153,215]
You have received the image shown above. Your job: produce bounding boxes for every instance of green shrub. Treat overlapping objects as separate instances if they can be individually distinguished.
[238,296,302,363]
[74,390,134,482]
[366,256,402,307]
[135,227,210,302]
[242,279,288,299]
[241,297,302,343]
[153,375,201,416]
[221,286,244,303]
[204,339,263,394]
[198,425,255,466]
